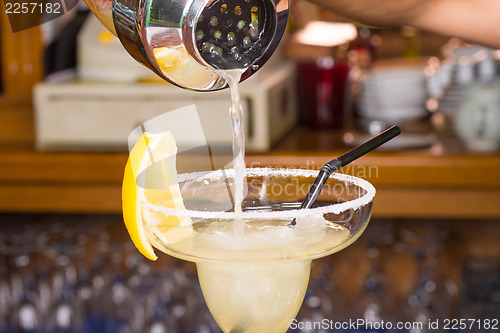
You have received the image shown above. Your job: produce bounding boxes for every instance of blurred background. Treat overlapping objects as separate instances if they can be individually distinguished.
[1,0,499,331]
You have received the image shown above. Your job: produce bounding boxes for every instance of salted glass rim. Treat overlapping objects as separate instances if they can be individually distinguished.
[143,167,376,219]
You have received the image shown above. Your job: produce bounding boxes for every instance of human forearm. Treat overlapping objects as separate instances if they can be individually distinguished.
[304,0,500,48]
[410,0,500,48]
[304,0,426,27]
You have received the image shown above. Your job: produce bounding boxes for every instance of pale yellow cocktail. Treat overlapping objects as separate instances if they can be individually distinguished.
[141,168,374,332]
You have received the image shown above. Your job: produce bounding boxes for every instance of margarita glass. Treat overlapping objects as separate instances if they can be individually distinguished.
[144,168,375,333]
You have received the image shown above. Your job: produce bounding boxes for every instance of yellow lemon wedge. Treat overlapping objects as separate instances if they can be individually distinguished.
[97,29,114,45]
[122,131,192,261]
[153,46,185,72]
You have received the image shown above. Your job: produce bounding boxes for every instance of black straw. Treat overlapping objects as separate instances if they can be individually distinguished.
[291,126,401,226]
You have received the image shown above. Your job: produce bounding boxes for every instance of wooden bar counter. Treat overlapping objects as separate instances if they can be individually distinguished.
[1,98,499,219]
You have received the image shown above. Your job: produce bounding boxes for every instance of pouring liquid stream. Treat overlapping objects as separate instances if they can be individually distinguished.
[217,69,247,235]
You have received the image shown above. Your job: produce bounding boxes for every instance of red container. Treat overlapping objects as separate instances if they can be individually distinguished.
[297,57,350,129]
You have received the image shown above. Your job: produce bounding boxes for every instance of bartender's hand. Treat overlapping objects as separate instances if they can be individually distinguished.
[305,0,500,49]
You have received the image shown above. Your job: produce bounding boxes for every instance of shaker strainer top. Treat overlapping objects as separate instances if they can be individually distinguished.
[194,0,276,70]
[112,0,287,90]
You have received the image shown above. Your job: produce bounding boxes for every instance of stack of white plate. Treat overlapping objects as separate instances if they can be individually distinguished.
[357,61,428,123]
[437,84,467,115]
[426,45,499,117]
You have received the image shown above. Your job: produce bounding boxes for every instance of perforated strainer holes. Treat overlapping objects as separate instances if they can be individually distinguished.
[237,20,246,30]
[196,30,204,41]
[194,0,274,69]
[242,36,251,48]
[201,42,210,52]
[227,32,236,45]
[201,41,223,56]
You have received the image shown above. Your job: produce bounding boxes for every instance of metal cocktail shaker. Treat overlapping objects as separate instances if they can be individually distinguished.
[83,0,289,91]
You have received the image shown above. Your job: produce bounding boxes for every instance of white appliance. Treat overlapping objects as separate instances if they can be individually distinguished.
[34,14,297,152]
[34,63,297,152]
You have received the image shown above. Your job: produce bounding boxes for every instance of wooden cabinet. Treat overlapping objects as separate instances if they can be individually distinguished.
[247,128,500,219]
[1,10,497,218]
[0,9,44,97]
[0,98,499,218]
